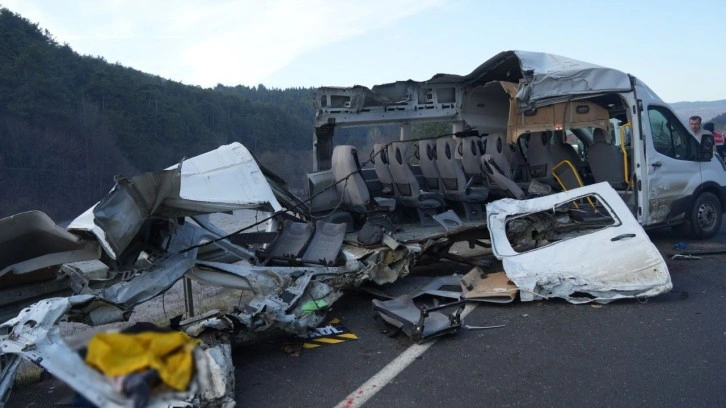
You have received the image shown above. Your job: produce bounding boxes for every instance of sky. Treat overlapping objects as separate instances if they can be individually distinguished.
[2,0,725,103]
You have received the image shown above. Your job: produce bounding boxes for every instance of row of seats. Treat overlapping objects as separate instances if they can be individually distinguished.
[328,128,627,229]
[382,138,488,223]
[494,130,628,190]
[525,131,581,183]
[331,138,491,227]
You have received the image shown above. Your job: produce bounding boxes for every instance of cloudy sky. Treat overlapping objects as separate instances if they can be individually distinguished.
[3,0,725,102]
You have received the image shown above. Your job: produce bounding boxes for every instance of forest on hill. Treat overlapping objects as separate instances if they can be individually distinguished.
[0,8,324,221]
[2,8,725,222]
[0,8,434,221]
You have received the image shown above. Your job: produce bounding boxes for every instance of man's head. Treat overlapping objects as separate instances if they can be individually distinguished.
[703,122,715,133]
[689,116,702,133]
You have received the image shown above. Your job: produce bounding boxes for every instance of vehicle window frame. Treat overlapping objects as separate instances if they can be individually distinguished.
[647,105,698,161]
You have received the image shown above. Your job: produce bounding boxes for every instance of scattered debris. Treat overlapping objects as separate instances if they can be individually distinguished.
[0,143,413,406]
[302,318,358,349]
[3,48,703,407]
[0,147,675,405]
[463,324,506,330]
[671,254,702,261]
[460,269,518,303]
[372,295,466,343]
[669,249,726,259]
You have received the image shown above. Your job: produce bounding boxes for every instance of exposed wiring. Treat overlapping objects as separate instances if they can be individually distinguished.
[179,168,358,253]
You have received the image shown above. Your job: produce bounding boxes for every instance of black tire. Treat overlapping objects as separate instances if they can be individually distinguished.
[689,192,722,239]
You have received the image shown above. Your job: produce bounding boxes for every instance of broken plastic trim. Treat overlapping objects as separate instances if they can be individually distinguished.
[372,295,466,343]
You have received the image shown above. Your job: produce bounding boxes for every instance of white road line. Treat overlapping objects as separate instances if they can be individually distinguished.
[333,303,478,408]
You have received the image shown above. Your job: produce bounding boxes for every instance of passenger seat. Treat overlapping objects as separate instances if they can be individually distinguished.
[418,139,444,192]
[481,154,525,199]
[387,141,445,226]
[435,137,488,220]
[526,131,581,188]
[372,143,396,195]
[331,145,396,214]
[588,128,627,188]
[484,132,515,179]
[458,135,486,185]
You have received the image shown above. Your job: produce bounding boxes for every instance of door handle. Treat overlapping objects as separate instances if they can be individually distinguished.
[651,161,662,168]
[611,233,636,241]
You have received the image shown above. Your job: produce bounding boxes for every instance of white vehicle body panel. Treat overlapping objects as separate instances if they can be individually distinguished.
[313,51,726,233]
[487,183,672,303]
[168,142,282,213]
[68,142,281,259]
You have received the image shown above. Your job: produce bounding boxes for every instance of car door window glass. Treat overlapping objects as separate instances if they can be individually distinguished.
[648,106,697,160]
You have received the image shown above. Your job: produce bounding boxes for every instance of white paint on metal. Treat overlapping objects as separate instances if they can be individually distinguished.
[168,142,282,212]
[486,182,672,303]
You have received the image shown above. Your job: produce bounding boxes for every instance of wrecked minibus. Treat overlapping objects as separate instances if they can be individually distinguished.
[0,143,415,406]
[0,51,679,407]
[311,50,725,239]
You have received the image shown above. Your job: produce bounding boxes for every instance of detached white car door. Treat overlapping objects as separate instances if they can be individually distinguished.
[486,182,671,304]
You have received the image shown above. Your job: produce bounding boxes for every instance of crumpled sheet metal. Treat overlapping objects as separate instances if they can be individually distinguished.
[1,296,145,407]
[486,182,672,303]
[343,243,415,285]
[68,142,281,260]
[193,342,236,408]
[0,353,21,406]
[168,142,281,213]
[181,244,412,340]
[0,296,234,407]
[99,254,196,309]
[0,210,100,278]
[186,259,351,339]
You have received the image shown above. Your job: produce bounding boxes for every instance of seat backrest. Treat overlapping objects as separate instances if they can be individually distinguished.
[593,128,607,144]
[436,137,469,194]
[588,128,626,186]
[372,143,395,194]
[459,136,484,180]
[388,141,423,199]
[524,132,556,180]
[551,159,584,191]
[418,139,443,192]
[549,131,580,166]
[307,170,341,213]
[485,132,514,178]
[265,220,314,259]
[302,221,346,265]
[482,154,525,199]
[552,159,597,211]
[331,145,370,213]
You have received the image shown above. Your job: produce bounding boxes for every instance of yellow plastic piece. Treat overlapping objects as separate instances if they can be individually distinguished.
[85,331,200,391]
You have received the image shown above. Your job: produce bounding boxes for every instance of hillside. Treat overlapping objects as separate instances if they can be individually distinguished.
[0,8,318,220]
[1,7,725,222]
[670,100,726,123]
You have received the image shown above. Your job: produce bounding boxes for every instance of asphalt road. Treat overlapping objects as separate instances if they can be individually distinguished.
[6,226,726,407]
[232,226,726,408]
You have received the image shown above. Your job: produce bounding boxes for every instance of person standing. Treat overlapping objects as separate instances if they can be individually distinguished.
[703,122,724,158]
[688,115,712,142]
